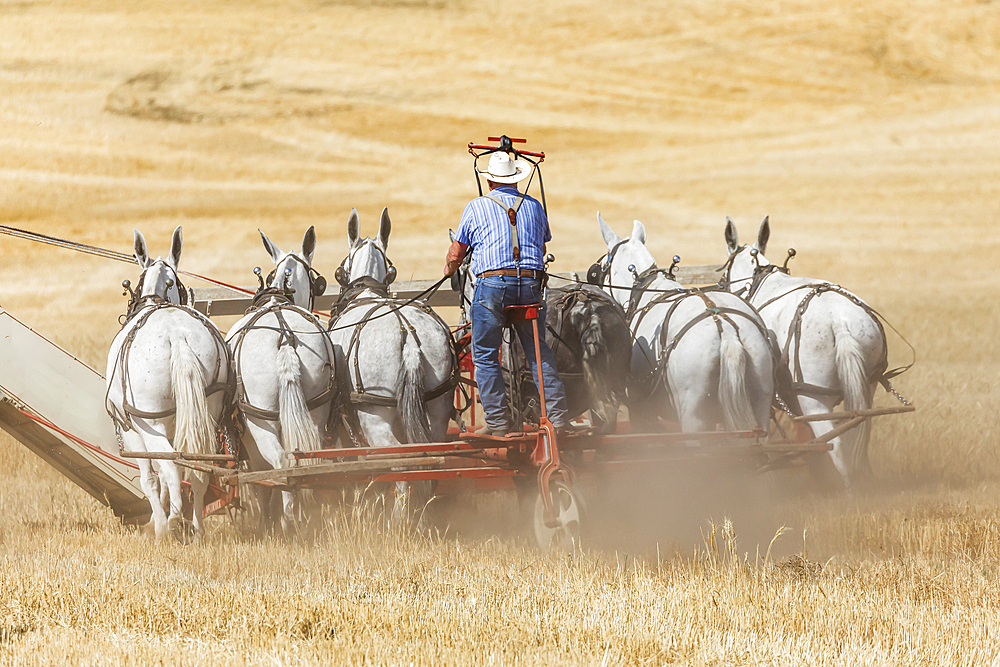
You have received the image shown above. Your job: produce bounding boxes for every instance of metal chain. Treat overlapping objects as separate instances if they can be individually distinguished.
[884,380,912,406]
[773,392,796,418]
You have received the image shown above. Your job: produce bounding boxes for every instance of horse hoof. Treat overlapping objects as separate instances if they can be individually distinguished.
[168,516,195,544]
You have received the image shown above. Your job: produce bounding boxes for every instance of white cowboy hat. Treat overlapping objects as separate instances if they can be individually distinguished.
[478,151,533,184]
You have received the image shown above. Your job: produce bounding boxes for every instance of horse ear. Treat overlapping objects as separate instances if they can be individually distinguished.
[449,228,456,243]
[133,229,150,269]
[597,212,622,249]
[756,216,770,254]
[167,226,183,269]
[347,208,360,249]
[378,207,391,249]
[259,229,283,264]
[302,226,316,265]
[631,220,647,246]
[725,216,739,254]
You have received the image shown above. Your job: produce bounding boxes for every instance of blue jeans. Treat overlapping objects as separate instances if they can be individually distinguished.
[471,275,568,430]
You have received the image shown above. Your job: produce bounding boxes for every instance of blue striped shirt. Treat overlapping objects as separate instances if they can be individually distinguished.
[455,186,551,276]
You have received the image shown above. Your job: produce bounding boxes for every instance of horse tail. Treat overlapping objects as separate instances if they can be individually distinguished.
[276,345,322,453]
[833,318,873,480]
[718,325,758,432]
[396,331,432,443]
[169,333,215,457]
[570,302,617,426]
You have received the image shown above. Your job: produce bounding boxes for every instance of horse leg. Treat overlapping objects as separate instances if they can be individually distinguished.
[134,420,187,539]
[356,408,417,527]
[128,429,168,539]
[156,460,185,538]
[671,365,716,444]
[188,471,209,541]
[244,419,300,536]
[798,394,847,490]
[676,398,713,443]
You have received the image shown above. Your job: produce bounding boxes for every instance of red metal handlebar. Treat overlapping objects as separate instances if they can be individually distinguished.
[468,143,546,159]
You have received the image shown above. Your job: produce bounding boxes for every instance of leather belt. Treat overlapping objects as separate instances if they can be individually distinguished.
[478,268,544,279]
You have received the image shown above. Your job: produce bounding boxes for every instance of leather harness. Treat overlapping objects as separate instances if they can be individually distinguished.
[626,278,775,406]
[228,293,338,422]
[107,299,233,431]
[329,279,460,409]
[719,248,909,408]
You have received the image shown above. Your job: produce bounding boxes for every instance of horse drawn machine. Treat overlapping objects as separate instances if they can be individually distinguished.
[0,137,915,550]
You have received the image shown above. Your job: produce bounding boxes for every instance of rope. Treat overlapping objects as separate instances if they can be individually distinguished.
[327,275,449,332]
[0,224,255,295]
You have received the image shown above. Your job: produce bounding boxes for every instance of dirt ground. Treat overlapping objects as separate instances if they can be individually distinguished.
[1,0,1000,664]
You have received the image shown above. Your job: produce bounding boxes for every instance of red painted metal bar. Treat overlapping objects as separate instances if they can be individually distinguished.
[372,467,519,482]
[293,427,768,461]
[17,407,140,470]
[468,143,546,160]
[587,429,767,446]
[292,440,502,460]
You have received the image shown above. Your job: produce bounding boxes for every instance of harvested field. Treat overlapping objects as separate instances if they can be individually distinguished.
[1,0,999,664]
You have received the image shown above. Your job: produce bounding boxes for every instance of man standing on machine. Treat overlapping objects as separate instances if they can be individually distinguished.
[443,149,568,436]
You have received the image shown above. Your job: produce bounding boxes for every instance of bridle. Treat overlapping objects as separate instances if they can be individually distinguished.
[335,238,396,288]
[259,253,327,310]
[121,258,189,323]
[587,240,683,317]
[717,245,796,300]
[586,239,629,288]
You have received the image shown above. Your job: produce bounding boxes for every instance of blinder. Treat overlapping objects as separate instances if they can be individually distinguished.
[335,262,350,287]
[587,238,629,287]
[586,263,603,286]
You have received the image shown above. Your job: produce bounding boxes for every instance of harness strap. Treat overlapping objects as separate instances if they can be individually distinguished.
[334,297,461,408]
[627,288,772,407]
[109,303,234,431]
[774,283,898,405]
[230,301,338,422]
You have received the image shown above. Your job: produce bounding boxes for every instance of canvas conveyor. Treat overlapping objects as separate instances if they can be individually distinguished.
[0,307,151,525]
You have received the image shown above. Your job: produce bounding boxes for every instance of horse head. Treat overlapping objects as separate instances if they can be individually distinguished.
[593,212,656,308]
[721,215,772,293]
[338,207,395,286]
[259,226,325,310]
[132,226,186,305]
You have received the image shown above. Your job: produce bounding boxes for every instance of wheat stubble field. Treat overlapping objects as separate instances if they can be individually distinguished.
[2,0,1000,664]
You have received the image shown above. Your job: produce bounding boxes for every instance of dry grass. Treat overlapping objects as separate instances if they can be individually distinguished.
[2,0,1000,663]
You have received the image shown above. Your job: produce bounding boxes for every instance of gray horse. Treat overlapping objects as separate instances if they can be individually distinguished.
[329,208,457,524]
[106,227,231,541]
[722,217,891,486]
[226,227,337,534]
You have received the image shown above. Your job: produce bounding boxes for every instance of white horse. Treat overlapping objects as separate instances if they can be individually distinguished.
[327,208,457,524]
[722,217,889,486]
[594,214,775,436]
[106,227,232,541]
[226,226,337,534]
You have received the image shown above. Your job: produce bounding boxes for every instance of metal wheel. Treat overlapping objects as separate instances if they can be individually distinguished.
[533,479,586,553]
